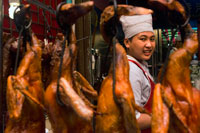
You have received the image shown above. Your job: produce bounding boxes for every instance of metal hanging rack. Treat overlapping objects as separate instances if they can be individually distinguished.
[26,0,56,15]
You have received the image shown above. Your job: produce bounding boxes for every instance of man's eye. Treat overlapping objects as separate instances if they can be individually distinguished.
[140,38,146,41]
[150,38,155,41]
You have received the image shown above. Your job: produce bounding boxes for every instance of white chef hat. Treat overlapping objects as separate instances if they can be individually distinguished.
[120,14,154,39]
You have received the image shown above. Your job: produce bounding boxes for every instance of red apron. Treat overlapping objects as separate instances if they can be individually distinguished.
[128,59,155,133]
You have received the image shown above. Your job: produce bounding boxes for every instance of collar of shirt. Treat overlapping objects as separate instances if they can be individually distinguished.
[127,55,148,68]
[127,55,154,81]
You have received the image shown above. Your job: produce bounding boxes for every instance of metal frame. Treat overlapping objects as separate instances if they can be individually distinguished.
[26,0,56,15]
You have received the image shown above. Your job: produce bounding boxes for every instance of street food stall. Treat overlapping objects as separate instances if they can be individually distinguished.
[0,0,199,132]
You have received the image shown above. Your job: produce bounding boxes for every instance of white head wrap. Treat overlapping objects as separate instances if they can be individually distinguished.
[120,14,154,39]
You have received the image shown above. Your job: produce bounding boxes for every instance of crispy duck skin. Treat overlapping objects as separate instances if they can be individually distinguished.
[57,1,94,29]
[45,3,96,132]
[163,24,198,104]
[42,41,53,89]
[5,33,45,133]
[73,71,98,100]
[96,43,150,133]
[152,23,200,133]
[100,5,153,44]
[149,0,186,17]
[44,30,97,133]
[3,37,16,82]
[151,84,170,133]
[148,0,187,26]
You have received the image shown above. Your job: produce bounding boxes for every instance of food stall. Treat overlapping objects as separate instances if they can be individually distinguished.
[0,0,199,132]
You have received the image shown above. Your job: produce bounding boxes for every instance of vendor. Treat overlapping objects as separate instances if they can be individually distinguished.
[120,14,156,132]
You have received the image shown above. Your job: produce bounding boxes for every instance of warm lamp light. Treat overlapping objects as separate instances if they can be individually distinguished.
[9,0,20,19]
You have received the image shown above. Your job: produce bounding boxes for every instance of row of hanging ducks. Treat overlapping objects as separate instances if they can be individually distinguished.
[3,0,200,133]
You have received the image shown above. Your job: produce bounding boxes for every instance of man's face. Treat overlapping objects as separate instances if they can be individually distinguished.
[124,31,156,61]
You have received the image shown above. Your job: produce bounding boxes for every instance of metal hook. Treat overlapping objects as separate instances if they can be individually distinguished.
[13,4,32,75]
[180,0,191,27]
[25,19,32,29]
[14,5,32,32]
[56,2,69,34]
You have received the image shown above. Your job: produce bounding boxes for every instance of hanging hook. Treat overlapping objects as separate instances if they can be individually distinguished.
[180,0,190,28]
[14,4,32,32]
[56,2,71,34]
[13,4,32,75]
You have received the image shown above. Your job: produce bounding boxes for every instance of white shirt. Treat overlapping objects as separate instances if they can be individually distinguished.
[127,55,153,119]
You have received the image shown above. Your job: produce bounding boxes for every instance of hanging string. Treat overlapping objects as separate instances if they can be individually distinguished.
[13,4,32,75]
[180,0,190,28]
[56,30,69,106]
[112,0,118,103]
[42,10,52,41]
[14,27,24,75]
[158,28,178,83]
[77,36,89,42]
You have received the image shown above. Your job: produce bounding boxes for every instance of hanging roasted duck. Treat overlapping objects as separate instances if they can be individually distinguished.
[96,5,153,133]
[42,40,54,89]
[148,0,188,26]
[151,1,200,132]
[3,36,17,86]
[5,31,45,133]
[100,4,153,44]
[44,1,97,133]
[152,23,200,133]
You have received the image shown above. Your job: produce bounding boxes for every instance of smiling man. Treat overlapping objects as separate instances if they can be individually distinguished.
[120,14,156,133]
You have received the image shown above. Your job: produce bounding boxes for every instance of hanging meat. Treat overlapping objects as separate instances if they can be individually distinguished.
[56,1,94,31]
[44,29,97,133]
[151,0,200,132]
[44,1,97,133]
[5,32,45,133]
[95,42,152,133]
[148,0,188,26]
[42,40,54,89]
[95,5,154,133]
[100,4,153,44]
[152,21,200,133]
[3,36,17,86]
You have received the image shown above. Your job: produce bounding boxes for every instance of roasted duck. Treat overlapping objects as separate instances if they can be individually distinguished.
[56,1,94,31]
[3,37,17,85]
[5,32,45,133]
[152,23,200,133]
[148,0,188,26]
[44,29,97,133]
[96,5,154,133]
[100,4,153,44]
[44,2,97,133]
[95,43,151,133]
[42,40,54,89]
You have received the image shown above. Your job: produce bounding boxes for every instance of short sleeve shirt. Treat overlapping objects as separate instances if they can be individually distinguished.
[127,55,154,118]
